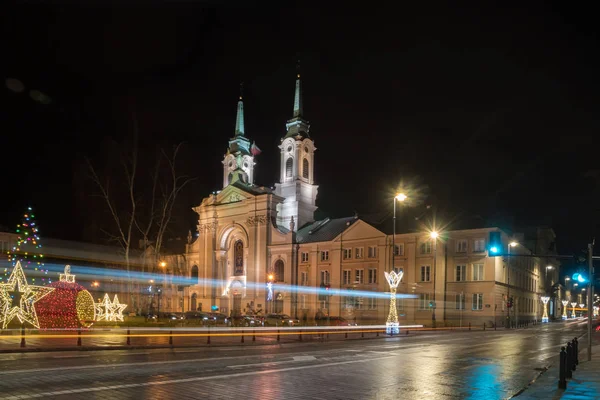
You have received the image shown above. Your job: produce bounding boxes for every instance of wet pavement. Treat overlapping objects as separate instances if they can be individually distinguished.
[0,319,593,399]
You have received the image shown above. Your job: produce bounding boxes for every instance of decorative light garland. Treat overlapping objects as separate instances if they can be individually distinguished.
[0,261,54,328]
[36,265,96,329]
[384,270,403,335]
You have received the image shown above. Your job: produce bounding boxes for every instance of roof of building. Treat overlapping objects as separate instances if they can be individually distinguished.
[230,181,274,196]
[296,216,360,244]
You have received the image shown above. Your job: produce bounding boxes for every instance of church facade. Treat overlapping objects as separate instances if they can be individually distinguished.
[181,73,559,327]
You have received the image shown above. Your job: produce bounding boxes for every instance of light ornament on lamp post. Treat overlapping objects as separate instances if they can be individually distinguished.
[562,300,569,320]
[541,296,550,323]
[571,302,577,318]
[384,270,403,335]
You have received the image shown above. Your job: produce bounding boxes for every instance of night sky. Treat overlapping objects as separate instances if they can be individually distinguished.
[1,3,599,255]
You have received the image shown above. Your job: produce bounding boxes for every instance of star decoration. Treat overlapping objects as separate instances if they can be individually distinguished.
[95,294,127,322]
[0,261,54,328]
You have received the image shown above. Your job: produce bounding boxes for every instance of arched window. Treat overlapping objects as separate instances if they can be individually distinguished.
[274,259,284,282]
[302,158,309,179]
[191,265,199,284]
[234,240,244,276]
[227,172,233,185]
[285,158,293,178]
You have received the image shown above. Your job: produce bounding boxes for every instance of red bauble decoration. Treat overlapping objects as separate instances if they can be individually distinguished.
[35,281,95,330]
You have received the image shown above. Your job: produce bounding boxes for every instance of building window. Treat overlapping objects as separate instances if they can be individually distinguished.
[343,248,352,260]
[301,252,309,263]
[320,251,329,261]
[368,268,377,284]
[394,243,404,256]
[355,269,364,284]
[343,270,352,285]
[397,297,404,310]
[302,158,309,179]
[355,297,364,310]
[285,157,293,178]
[368,246,377,258]
[472,263,484,281]
[355,247,364,259]
[420,265,431,282]
[456,265,466,282]
[0,241,10,252]
[274,260,284,282]
[419,293,431,310]
[300,271,308,286]
[368,297,377,310]
[320,270,330,285]
[420,241,432,254]
[301,295,307,309]
[191,265,199,284]
[234,240,244,276]
[455,293,465,310]
[456,240,467,253]
[473,239,485,252]
[472,293,483,310]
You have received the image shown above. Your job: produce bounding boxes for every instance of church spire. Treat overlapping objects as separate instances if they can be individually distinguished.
[234,83,245,137]
[293,61,302,118]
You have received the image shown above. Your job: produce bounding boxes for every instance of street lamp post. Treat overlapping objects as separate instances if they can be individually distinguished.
[571,302,577,318]
[430,231,438,328]
[392,193,407,273]
[507,241,518,328]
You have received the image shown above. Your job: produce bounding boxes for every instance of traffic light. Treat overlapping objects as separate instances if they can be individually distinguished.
[488,231,502,256]
[572,273,587,283]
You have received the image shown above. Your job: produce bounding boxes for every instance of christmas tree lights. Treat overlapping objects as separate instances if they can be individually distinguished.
[5,207,49,285]
[0,261,54,328]
[35,265,96,329]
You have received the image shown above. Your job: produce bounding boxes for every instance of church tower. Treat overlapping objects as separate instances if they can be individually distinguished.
[274,67,319,230]
[222,85,260,188]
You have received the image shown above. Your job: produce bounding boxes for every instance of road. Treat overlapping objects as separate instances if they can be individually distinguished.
[0,320,593,400]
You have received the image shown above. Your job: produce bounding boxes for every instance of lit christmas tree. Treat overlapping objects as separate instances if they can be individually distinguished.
[4,206,49,285]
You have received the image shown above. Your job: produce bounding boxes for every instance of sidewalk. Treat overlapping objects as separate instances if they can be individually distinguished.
[514,344,600,399]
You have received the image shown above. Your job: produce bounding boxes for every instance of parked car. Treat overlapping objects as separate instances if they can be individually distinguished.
[264,313,300,326]
[230,315,264,327]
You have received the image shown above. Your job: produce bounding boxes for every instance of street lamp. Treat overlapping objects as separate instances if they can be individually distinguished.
[430,231,438,328]
[507,241,518,328]
[267,274,274,312]
[571,302,577,318]
[392,193,407,273]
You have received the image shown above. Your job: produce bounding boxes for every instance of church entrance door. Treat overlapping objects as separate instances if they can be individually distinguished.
[232,294,242,317]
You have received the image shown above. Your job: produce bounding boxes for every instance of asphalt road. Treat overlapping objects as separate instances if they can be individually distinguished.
[0,320,593,400]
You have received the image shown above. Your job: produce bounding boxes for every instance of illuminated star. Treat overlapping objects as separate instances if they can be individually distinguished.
[0,261,54,329]
[94,294,127,322]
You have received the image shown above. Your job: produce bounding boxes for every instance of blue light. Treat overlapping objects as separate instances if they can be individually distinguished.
[490,246,499,254]
[573,273,586,283]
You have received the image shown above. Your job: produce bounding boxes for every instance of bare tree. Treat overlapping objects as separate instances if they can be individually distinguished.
[86,117,140,307]
[87,116,195,313]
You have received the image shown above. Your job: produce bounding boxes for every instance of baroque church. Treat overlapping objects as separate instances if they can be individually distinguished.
[184,71,321,319]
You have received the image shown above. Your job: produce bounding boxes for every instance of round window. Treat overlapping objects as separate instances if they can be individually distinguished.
[228,161,233,168]
[287,146,293,152]
[304,146,309,153]
[244,162,248,168]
